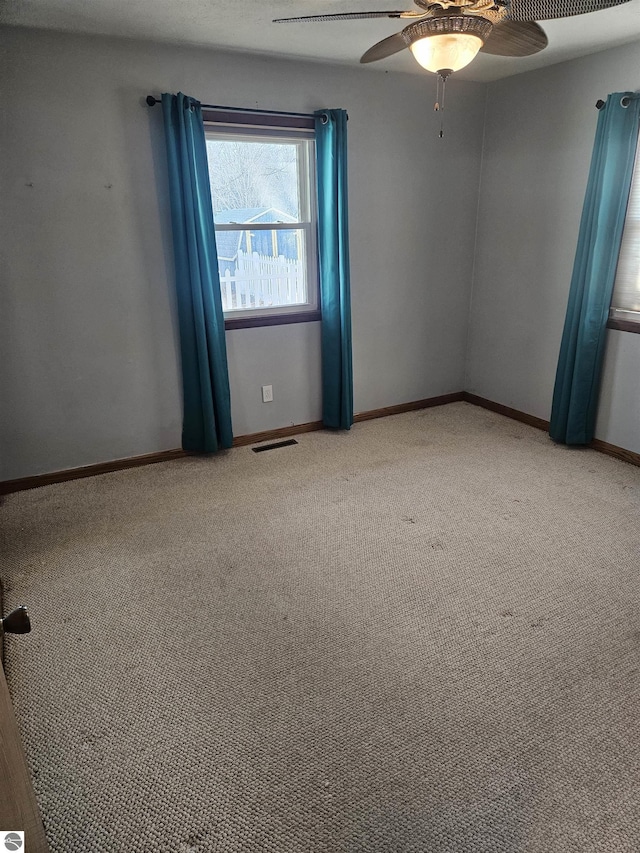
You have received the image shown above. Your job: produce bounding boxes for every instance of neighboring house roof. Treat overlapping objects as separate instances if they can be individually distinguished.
[214,208,297,264]
[215,207,297,226]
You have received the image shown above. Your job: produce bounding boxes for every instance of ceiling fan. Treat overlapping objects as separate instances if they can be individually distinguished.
[273,0,632,78]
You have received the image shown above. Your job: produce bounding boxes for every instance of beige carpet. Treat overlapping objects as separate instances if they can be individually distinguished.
[2,402,640,852]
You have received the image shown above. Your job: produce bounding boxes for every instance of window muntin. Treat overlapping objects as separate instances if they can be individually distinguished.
[204,122,318,325]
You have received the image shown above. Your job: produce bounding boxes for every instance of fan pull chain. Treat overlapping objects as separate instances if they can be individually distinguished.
[433,71,450,138]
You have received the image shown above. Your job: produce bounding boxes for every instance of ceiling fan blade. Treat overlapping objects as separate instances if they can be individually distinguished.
[507,0,632,22]
[273,10,425,23]
[480,20,548,55]
[360,31,408,62]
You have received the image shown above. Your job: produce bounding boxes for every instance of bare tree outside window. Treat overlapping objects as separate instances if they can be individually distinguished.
[207,140,299,219]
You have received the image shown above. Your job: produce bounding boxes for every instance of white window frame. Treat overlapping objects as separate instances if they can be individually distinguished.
[204,115,320,329]
[609,123,640,332]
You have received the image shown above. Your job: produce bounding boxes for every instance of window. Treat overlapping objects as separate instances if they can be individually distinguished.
[609,127,640,333]
[204,110,320,329]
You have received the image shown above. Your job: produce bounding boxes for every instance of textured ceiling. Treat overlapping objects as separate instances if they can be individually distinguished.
[2,0,640,81]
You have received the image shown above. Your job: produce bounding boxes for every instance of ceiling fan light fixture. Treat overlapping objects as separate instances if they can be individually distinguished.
[403,16,493,74]
[410,33,482,73]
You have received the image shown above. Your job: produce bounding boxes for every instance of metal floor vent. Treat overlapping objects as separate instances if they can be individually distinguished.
[252,439,298,453]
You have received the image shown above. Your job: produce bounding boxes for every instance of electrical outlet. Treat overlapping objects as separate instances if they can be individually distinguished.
[262,384,273,403]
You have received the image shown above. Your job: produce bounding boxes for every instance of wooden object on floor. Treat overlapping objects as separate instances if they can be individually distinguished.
[0,660,49,848]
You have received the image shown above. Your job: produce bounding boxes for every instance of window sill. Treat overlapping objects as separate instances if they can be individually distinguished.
[606,318,640,334]
[225,310,321,330]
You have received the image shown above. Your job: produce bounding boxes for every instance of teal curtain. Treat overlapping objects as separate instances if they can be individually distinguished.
[161,92,233,453]
[315,109,354,430]
[550,92,640,445]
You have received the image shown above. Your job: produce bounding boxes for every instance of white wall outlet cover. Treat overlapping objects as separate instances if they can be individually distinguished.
[262,385,273,403]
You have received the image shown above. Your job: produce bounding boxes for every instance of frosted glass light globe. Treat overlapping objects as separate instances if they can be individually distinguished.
[410,34,483,73]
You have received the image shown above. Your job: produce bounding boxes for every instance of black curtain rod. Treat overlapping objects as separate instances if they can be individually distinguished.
[145,95,315,119]
[596,94,638,110]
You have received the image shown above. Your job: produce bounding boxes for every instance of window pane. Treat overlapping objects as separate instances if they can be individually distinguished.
[216,228,308,312]
[613,224,640,312]
[612,133,640,314]
[206,139,301,221]
[204,128,317,322]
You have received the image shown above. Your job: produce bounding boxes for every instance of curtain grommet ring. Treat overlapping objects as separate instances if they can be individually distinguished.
[621,96,631,108]
[321,113,329,125]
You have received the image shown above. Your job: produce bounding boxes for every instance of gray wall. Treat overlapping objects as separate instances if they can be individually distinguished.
[0,26,487,480]
[466,41,640,452]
